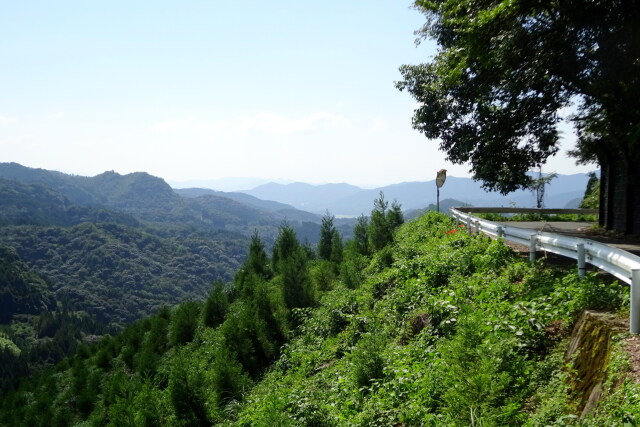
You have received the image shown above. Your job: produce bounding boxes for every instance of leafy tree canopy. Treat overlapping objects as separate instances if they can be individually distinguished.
[318,211,344,264]
[397,0,640,232]
[369,192,404,252]
[580,171,600,209]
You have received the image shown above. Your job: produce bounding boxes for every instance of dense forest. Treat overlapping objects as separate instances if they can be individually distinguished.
[0,163,348,392]
[1,182,637,425]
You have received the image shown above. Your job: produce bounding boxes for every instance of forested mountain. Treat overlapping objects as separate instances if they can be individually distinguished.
[0,165,259,329]
[0,178,140,227]
[0,164,357,335]
[1,222,245,326]
[0,245,54,323]
[0,163,326,240]
[0,163,338,391]
[0,244,107,392]
[1,211,636,426]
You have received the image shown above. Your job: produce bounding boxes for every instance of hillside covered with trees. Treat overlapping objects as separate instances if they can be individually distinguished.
[0,163,343,392]
[1,204,637,425]
[0,163,341,329]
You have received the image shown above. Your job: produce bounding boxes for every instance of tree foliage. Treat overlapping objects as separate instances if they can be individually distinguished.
[397,0,640,233]
[169,301,201,347]
[0,245,54,323]
[169,349,209,426]
[273,225,313,310]
[203,281,230,328]
[353,215,370,256]
[234,232,271,299]
[580,171,600,209]
[317,211,336,261]
[368,192,404,252]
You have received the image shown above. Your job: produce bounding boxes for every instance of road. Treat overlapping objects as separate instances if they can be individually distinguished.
[496,221,640,255]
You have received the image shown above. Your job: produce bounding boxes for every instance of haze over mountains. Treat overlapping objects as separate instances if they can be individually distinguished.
[171,172,593,217]
[2,162,592,221]
[4,161,593,220]
[238,173,593,215]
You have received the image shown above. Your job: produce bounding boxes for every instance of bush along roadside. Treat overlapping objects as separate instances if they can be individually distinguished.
[234,212,634,426]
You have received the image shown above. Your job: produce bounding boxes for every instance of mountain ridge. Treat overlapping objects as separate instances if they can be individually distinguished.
[0,163,327,240]
[2,162,593,218]
[239,172,594,215]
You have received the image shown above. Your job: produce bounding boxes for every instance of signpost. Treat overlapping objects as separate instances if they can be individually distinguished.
[436,169,447,212]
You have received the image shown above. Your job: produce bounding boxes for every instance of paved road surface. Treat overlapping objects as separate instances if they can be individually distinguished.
[496,221,640,255]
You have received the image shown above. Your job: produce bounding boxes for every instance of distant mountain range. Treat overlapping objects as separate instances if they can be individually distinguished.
[239,173,594,215]
[170,177,294,192]
[0,162,593,220]
[0,162,331,242]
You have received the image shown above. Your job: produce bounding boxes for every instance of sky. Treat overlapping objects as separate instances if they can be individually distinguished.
[1,1,595,189]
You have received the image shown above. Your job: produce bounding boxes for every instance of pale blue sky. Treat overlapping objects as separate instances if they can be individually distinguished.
[1,1,593,188]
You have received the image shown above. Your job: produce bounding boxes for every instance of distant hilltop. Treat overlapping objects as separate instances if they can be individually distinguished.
[237,173,595,216]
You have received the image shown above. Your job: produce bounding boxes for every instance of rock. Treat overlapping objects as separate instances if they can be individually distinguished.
[564,310,627,417]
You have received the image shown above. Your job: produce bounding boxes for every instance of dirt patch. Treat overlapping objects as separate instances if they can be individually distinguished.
[502,240,530,254]
[622,334,640,384]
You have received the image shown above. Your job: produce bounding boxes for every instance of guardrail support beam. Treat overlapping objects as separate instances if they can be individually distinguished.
[529,234,537,262]
[497,226,504,239]
[632,270,640,334]
[577,243,586,278]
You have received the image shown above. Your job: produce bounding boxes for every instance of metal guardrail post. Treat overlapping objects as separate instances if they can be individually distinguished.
[632,270,640,334]
[466,216,472,234]
[577,243,586,278]
[497,226,504,238]
[529,234,537,262]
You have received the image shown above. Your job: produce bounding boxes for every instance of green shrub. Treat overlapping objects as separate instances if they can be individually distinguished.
[168,350,209,426]
[203,281,230,328]
[169,301,201,347]
[310,260,337,293]
[436,315,529,426]
[350,332,387,392]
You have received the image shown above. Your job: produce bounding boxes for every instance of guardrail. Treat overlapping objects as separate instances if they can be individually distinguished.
[449,207,640,334]
[455,207,599,215]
